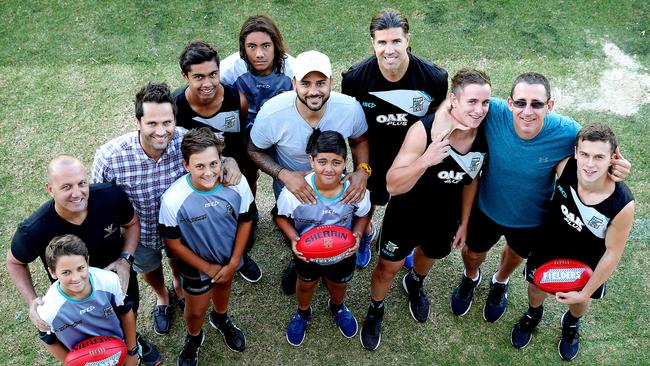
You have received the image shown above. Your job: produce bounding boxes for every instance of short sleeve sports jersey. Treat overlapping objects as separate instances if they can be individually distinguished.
[220,52,294,130]
[173,84,247,162]
[528,157,633,270]
[10,184,134,282]
[276,172,371,235]
[385,114,488,221]
[250,91,368,197]
[341,54,448,204]
[159,174,255,280]
[37,267,125,349]
[478,98,581,228]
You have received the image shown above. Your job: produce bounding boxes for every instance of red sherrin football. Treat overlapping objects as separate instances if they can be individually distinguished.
[296,225,355,265]
[533,258,593,294]
[65,336,128,366]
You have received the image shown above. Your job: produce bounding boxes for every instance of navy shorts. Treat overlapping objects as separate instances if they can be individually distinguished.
[466,205,543,258]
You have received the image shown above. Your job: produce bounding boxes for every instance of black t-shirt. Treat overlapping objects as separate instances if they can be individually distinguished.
[341,54,448,204]
[173,84,248,163]
[387,114,488,221]
[11,183,135,282]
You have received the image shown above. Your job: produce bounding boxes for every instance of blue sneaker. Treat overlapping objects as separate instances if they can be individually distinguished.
[484,280,509,322]
[328,299,358,338]
[286,308,311,346]
[403,249,415,270]
[356,225,376,268]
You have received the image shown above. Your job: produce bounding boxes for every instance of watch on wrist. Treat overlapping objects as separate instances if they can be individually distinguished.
[356,163,372,177]
[127,344,140,356]
[119,252,135,266]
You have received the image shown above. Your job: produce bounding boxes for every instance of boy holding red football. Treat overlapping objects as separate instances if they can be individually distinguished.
[275,130,370,346]
[512,123,635,360]
[37,234,139,365]
[159,127,255,365]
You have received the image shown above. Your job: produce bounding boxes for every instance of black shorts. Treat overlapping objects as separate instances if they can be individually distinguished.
[125,268,140,312]
[178,260,214,296]
[379,203,458,261]
[466,205,542,258]
[294,254,355,283]
[367,174,389,206]
[524,261,606,299]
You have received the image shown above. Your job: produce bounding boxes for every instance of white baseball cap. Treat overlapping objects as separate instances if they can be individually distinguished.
[293,50,332,81]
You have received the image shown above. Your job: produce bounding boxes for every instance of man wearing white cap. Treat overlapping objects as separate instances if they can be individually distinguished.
[248,50,370,294]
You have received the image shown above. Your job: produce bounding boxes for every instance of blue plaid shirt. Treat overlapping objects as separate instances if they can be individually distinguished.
[92,127,187,249]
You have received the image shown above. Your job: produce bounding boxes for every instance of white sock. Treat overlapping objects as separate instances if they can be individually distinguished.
[463,269,480,282]
[492,273,509,285]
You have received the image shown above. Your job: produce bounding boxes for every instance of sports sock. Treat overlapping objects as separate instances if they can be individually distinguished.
[369,298,385,317]
[528,304,543,319]
[463,269,480,282]
[329,300,343,313]
[492,273,509,285]
[564,310,581,324]
[211,310,228,326]
[407,268,426,290]
[188,330,203,342]
[298,307,312,319]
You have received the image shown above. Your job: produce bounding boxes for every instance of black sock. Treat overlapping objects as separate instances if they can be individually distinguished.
[528,304,544,319]
[329,300,343,312]
[211,310,228,325]
[564,310,581,324]
[188,330,203,341]
[407,268,426,291]
[369,298,385,317]
[298,307,312,319]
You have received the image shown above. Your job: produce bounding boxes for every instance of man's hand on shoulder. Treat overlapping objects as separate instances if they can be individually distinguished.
[221,157,242,186]
[29,297,49,332]
[279,169,316,204]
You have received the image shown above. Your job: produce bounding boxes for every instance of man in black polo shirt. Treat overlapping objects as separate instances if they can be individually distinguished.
[6,155,160,365]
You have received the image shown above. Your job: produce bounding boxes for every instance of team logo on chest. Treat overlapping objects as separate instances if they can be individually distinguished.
[587,216,604,229]
[412,97,424,113]
[468,157,481,173]
[561,204,584,231]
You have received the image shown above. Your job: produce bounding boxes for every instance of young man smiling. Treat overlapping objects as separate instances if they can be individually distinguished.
[173,40,262,283]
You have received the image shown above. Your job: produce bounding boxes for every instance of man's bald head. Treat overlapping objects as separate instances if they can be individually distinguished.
[47,155,86,184]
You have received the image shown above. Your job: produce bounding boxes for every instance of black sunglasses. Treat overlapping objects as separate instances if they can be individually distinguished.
[511,99,548,109]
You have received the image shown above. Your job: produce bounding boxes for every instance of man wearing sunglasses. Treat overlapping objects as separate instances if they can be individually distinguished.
[449,72,631,323]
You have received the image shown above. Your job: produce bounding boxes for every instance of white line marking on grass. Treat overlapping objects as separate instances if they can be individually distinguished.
[556,42,650,116]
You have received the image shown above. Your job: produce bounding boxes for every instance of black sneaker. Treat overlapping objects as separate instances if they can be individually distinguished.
[511,310,543,349]
[402,274,430,322]
[484,281,508,322]
[360,310,383,351]
[239,255,262,283]
[177,330,205,366]
[152,304,171,335]
[137,334,162,366]
[281,261,297,295]
[450,271,482,316]
[209,312,246,352]
[558,312,580,361]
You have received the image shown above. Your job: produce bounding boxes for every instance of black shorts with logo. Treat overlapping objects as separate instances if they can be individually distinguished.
[294,254,356,284]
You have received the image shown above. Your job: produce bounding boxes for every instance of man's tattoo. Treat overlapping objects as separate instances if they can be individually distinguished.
[247,140,284,179]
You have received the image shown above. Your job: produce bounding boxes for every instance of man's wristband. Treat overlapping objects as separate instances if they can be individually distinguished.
[127,344,140,356]
[356,163,372,177]
[119,252,135,266]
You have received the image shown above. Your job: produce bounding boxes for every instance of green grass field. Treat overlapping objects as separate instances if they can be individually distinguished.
[1,1,648,365]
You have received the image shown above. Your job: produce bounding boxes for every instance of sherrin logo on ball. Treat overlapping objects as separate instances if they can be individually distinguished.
[533,258,593,294]
[64,336,127,366]
[297,225,355,265]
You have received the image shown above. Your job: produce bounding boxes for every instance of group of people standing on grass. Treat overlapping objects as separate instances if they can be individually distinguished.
[6,8,635,365]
